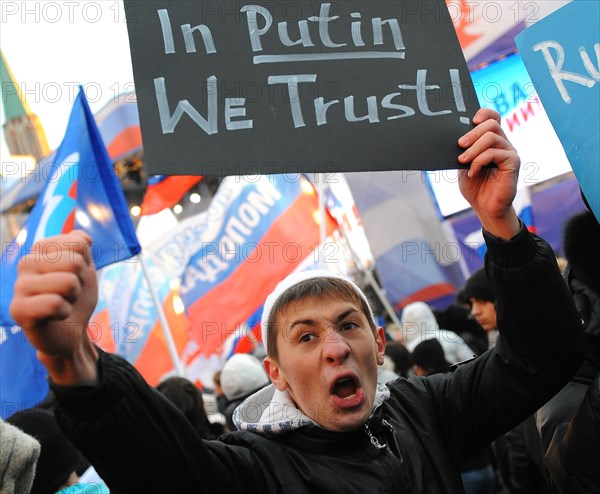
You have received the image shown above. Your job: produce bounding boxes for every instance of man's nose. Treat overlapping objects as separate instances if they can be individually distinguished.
[323,332,351,364]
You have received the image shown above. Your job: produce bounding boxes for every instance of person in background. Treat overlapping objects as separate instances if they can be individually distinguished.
[199,390,228,430]
[410,338,451,377]
[463,268,499,349]
[157,376,225,440]
[212,370,228,415]
[377,354,401,383]
[535,208,600,493]
[384,340,412,378]
[6,408,108,494]
[0,418,40,494]
[220,353,270,432]
[433,298,488,356]
[400,301,476,364]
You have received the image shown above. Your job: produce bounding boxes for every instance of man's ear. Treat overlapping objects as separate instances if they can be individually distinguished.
[376,327,386,365]
[264,357,288,391]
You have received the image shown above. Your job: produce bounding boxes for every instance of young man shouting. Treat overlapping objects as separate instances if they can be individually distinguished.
[10,109,583,492]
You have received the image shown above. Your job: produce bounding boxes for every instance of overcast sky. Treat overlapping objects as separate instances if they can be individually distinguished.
[1,1,135,153]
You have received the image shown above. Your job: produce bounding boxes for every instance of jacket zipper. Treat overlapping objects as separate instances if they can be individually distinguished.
[363,419,395,448]
[364,422,386,449]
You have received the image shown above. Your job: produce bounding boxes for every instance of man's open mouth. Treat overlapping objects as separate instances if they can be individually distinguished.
[329,375,364,409]
[332,376,358,399]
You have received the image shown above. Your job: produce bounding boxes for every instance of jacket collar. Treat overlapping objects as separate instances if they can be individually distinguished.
[233,382,391,436]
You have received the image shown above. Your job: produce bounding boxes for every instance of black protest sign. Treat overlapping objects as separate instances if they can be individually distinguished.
[125,0,479,176]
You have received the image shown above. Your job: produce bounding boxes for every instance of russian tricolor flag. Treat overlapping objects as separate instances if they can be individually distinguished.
[180,175,336,357]
[140,175,203,215]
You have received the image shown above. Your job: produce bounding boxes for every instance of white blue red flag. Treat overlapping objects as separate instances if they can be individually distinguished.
[345,171,466,312]
[0,88,141,418]
[140,175,204,215]
[179,175,336,357]
[219,255,329,360]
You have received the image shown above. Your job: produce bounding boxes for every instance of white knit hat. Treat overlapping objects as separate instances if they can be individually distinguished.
[221,354,270,401]
[260,269,376,351]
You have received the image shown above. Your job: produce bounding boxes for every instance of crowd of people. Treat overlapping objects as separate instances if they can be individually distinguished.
[2,108,599,493]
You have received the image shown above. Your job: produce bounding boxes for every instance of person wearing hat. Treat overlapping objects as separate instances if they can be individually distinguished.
[5,408,109,494]
[219,354,270,431]
[10,108,585,492]
[463,267,499,349]
[399,301,475,364]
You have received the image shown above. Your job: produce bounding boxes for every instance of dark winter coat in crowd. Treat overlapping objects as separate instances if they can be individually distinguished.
[535,211,600,493]
[51,228,584,493]
[505,415,552,494]
[157,377,225,440]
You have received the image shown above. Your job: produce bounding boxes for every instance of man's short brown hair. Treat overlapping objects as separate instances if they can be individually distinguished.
[266,277,376,360]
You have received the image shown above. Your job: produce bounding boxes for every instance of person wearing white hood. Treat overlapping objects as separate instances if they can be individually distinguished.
[9,109,585,493]
[400,301,476,365]
[220,354,270,431]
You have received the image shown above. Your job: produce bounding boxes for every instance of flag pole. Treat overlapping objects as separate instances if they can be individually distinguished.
[137,253,185,376]
[316,174,326,245]
[362,267,404,330]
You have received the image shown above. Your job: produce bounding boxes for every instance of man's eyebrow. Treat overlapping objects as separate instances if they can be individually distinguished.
[289,318,316,330]
[334,308,360,324]
[288,307,359,329]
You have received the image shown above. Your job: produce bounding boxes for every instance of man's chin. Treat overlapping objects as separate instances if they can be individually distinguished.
[323,404,371,432]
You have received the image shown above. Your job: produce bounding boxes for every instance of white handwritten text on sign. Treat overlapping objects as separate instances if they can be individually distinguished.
[125,1,480,176]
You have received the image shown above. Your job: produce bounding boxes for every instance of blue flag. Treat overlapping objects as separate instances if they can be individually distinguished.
[516,0,600,223]
[0,88,141,418]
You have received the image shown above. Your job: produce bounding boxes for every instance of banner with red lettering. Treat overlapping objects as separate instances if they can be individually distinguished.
[428,52,574,217]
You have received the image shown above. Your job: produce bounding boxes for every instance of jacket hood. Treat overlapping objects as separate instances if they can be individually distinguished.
[400,302,439,344]
[233,383,391,436]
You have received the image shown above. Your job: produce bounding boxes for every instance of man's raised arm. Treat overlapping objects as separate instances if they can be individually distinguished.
[434,108,585,458]
[10,230,100,385]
